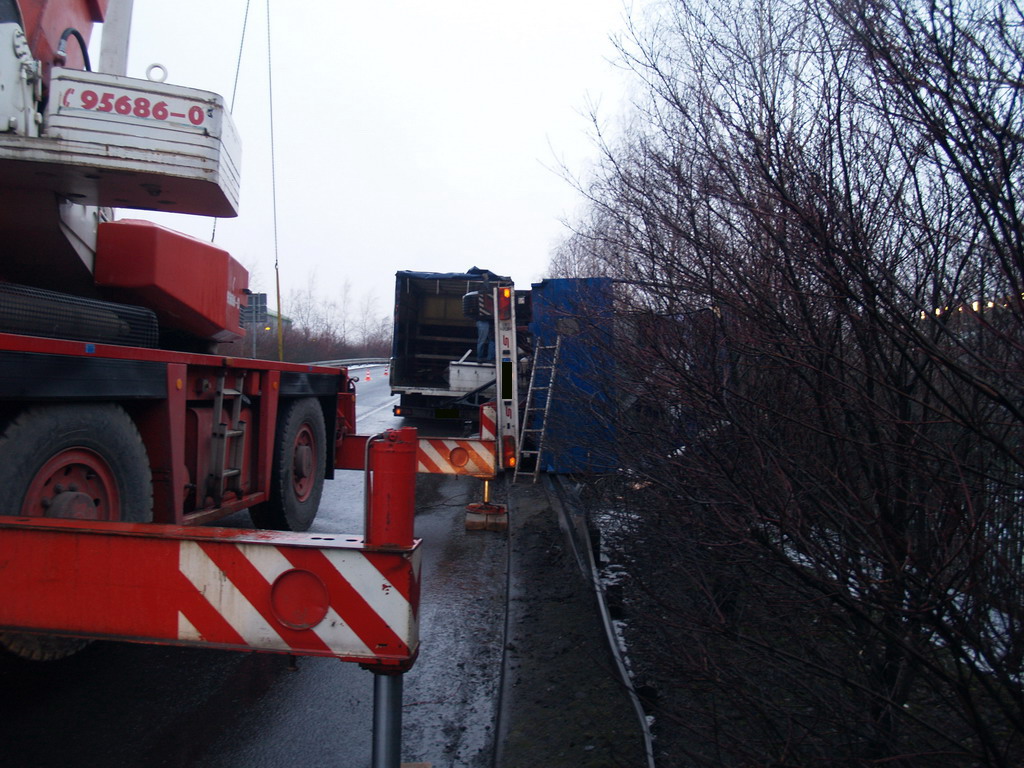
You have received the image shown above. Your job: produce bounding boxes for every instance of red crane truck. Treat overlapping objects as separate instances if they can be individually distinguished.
[0,0,434,685]
[0,5,517,762]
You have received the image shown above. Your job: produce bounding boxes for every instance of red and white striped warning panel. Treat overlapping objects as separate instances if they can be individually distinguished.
[0,517,421,668]
[480,401,497,441]
[417,437,496,478]
[411,401,499,478]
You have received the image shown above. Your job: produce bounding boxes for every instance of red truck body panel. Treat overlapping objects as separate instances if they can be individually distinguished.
[17,0,106,75]
[95,219,248,343]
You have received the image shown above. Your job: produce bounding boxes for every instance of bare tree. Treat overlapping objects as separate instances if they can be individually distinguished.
[558,0,1024,764]
[353,290,391,355]
[243,274,389,362]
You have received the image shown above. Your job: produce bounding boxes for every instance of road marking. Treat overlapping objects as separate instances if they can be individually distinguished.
[357,396,399,421]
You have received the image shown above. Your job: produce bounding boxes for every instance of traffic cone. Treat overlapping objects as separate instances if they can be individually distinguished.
[384,367,389,376]
[365,370,372,381]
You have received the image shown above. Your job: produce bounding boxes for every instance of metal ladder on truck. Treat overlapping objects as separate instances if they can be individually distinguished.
[514,335,561,483]
[209,371,248,504]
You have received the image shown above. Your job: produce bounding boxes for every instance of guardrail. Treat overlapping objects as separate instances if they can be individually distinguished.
[309,358,390,367]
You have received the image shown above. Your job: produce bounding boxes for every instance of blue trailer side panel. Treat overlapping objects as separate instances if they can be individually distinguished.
[528,278,617,473]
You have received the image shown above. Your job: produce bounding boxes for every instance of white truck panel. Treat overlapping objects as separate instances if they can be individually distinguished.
[0,68,240,217]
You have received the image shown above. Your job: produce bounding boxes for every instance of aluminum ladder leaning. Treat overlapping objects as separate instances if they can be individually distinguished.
[514,335,561,483]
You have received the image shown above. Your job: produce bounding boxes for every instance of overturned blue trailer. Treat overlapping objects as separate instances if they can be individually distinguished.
[526,277,618,474]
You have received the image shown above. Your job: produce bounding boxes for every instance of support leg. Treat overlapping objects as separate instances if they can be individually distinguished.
[466,478,509,531]
[372,672,403,768]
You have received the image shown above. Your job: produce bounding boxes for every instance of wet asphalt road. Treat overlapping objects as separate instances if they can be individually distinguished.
[0,364,508,767]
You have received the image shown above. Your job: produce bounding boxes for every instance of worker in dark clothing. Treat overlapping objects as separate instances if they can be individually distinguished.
[464,279,495,363]
[476,292,495,362]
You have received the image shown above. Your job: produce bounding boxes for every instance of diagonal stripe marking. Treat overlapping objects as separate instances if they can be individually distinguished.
[173,560,248,646]
[418,441,448,473]
[282,548,412,657]
[242,545,372,657]
[418,439,495,475]
[458,440,495,473]
[179,541,288,650]
[199,542,337,655]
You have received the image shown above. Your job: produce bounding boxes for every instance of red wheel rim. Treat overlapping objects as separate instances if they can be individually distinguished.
[22,448,120,520]
[291,423,317,502]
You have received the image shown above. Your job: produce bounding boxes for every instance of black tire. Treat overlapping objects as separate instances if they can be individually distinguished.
[0,403,152,660]
[249,397,326,532]
[0,632,90,662]
[0,403,152,521]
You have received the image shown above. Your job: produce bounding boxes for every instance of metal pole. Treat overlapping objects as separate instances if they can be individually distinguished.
[98,0,134,76]
[371,672,403,768]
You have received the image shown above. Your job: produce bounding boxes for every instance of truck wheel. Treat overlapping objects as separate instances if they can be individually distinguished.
[0,404,152,521]
[250,397,326,532]
[0,632,90,662]
[0,404,152,661]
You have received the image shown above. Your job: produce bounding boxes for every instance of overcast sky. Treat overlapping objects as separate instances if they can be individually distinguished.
[98,1,642,322]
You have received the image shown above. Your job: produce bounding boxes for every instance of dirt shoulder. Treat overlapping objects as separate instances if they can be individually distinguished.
[495,481,645,768]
